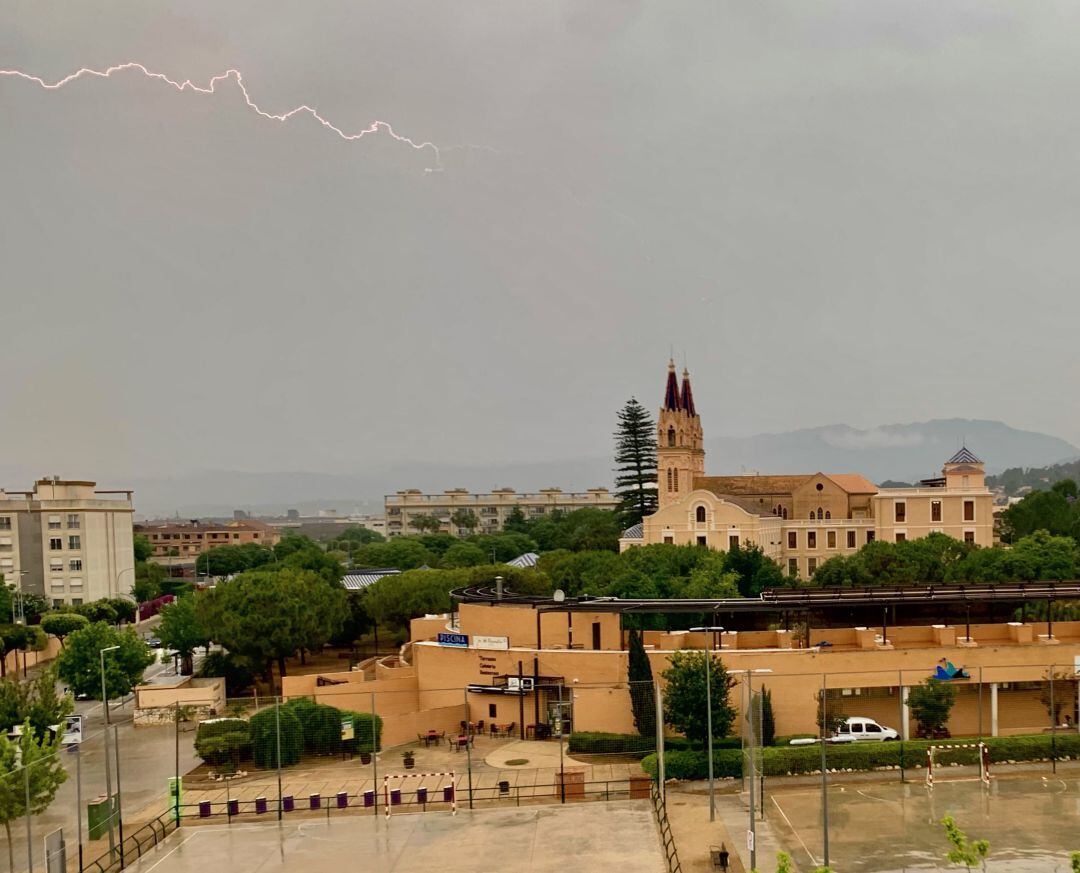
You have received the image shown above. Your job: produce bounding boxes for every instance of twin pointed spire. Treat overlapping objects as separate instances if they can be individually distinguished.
[662,358,697,415]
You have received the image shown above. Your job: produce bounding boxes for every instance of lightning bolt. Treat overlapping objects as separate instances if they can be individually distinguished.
[0,63,445,171]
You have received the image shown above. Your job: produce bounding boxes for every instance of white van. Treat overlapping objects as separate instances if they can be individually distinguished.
[830,716,898,743]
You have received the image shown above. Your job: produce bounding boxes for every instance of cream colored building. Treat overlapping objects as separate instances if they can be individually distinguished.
[0,478,135,607]
[385,487,618,537]
[622,362,995,577]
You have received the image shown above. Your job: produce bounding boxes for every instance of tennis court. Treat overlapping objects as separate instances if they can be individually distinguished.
[123,801,666,873]
[768,772,1080,871]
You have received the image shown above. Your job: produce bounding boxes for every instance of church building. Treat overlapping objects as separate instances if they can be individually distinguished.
[620,361,995,578]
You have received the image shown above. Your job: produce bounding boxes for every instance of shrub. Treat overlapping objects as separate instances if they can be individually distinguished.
[249,705,303,768]
[283,698,344,756]
[908,678,956,737]
[194,718,251,768]
[641,749,743,780]
[197,651,255,696]
[342,711,382,754]
[568,732,656,755]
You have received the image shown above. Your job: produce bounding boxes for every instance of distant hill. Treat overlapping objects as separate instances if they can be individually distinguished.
[125,419,1079,518]
[988,459,1080,496]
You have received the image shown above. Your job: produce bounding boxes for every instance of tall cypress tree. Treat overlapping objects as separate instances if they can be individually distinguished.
[627,628,656,738]
[613,398,658,528]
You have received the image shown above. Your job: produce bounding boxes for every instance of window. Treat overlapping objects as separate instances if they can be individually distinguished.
[69,578,83,589]
[846,530,856,549]
[964,530,976,544]
[787,531,797,549]
[71,598,83,606]
[696,535,707,547]
[695,505,707,523]
[233,533,240,539]
[666,469,673,492]
[963,500,975,522]
[50,559,63,572]
[816,507,824,520]
[866,530,876,544]
[663,535,674,545]
[0,517,10,530]
[788,558,799,576]
[67,514,80,529]
[50,578,64,590]
[807,531,817,549]
[49,537,63,550]
[52,599,64,609]
[667,427,676,447]
[592,622,602,650]
[895,532,907,543]
[673,469,679,492]
[807,557,817,576]
[825,510,831,519]
[827,531,836,549]
[0,538,10,550]
[69,559,82,572]
[782,507,788,519]
[68,536,81,550]
[894,502,906,523]
[808,511,814,519]
[931,501,942,522]
[728,535,740,550]
[488,703,497,718]
[48,515,61,530]
[865,723,881,734]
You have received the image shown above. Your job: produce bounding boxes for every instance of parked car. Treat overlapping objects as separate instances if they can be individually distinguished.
[788,716,899,745]
[145,635,163,648]
[829,716,898,742]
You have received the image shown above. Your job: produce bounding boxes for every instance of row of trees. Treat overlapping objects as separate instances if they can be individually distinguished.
[999,479,1080,544]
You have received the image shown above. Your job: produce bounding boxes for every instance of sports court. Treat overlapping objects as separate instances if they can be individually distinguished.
[123,801,666,873]
[768,772,1080,872]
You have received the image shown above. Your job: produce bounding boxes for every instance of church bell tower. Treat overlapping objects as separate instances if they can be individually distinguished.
[657,359,705,509]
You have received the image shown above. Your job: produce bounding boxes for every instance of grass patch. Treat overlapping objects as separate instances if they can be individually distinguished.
[504,758,530,766]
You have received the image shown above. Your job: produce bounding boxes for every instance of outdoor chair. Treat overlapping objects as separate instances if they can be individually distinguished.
[476,720,485,734]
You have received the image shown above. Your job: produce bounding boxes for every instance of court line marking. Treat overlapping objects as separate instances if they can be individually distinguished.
[771,795,818,867]
[139,829,205,873]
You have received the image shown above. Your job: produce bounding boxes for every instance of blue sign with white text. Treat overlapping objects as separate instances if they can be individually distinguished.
[437,632,469,648]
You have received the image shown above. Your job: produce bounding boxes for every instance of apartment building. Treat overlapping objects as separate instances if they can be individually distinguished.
[0,478,135,607]
[620,361,995,576]
[135,519,280,559]
[385,487,618,537]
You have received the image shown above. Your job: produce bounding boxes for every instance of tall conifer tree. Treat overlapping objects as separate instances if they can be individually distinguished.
[613,398,658,527]
[627,628,657,738]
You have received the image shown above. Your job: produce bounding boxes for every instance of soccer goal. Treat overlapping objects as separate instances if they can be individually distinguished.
[383,770,457,817]
[925,742,990,789]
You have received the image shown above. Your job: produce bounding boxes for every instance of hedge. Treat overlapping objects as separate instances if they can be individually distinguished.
[283,698,344,755]
[250,705,304,768]
[568,732,740,756]
[344,711,383,754]
[641,734,1080,781]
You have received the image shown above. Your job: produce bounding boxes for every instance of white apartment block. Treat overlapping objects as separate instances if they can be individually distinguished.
[0,478,135,608]
[385,487,618,537]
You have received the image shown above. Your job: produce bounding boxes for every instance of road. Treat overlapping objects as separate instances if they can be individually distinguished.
[6,650,202,873]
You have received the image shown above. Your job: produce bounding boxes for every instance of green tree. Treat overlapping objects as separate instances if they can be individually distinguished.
[723,543,786,597]
[940,814,989,871]
[334,525,384,545]
[410,514,442,535]
[908,678,956,738]
[440,542,488,568]
[661,650,736,745]
[0,722,68,872]
[450,509,479,536]
[504,506,529,534]
[197,567,345,683]
[132,559,168,602]
[56,623,154,699]
[196,543,275,579]
[133,534,154,562]
[158,595,210,675]
[363,568,454,630]
[1001,486,1076,543]
[627,629,656,738]
[756,686,776,747]
[352,539,434,570]
[613,397,658,527]
[40,612,90,647]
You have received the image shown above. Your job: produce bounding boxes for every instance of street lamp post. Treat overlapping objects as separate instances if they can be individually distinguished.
[100,645,120,860]
[689,625,724,823]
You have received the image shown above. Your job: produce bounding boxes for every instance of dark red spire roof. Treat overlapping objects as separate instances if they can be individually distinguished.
[663,359,681,411]
[680,368,696,416]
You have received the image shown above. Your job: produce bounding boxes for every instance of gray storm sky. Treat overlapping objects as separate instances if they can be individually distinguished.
[2,0,1079,483]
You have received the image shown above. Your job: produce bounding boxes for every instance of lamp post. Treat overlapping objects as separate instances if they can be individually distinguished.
[744,668,772,872]
[100,645,120,860]
[689,625,724,822]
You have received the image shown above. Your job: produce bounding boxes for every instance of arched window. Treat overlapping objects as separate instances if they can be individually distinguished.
[666,469,673,492]
[696,505,706,523]
[673,469,679,492]
[816,507,824,520]
[782,508,788,519]
[808,511,814,519]
[667,427,676,447]
[825,510,831,519]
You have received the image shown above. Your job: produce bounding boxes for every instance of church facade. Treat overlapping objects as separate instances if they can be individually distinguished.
[620,361,995,578]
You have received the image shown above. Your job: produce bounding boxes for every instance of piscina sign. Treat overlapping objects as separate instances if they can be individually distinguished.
[437,632,469,648]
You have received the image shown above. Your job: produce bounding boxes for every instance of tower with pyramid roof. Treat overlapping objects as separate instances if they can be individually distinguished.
[656,360,705,509]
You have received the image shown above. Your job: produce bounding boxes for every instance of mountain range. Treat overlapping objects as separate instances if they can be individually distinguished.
[127,418,1078,519]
